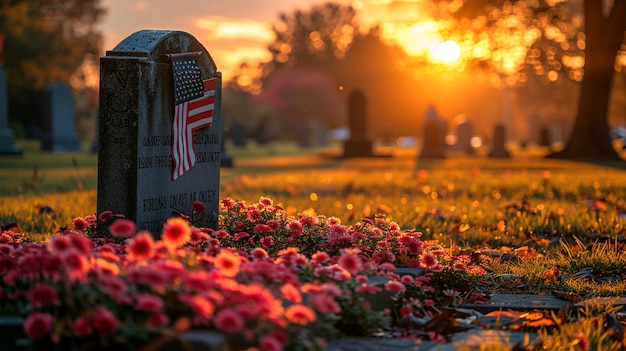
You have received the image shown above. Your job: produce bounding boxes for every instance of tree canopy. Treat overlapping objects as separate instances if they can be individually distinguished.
[0,0,105,135]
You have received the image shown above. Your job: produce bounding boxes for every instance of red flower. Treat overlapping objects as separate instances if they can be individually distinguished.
[214,250,241,277]
[28,283,58,307]
[127,231,155,261]
[253,224,273,234]
[179,294,214,324]
[93,306,118,336]
[285,304,316,325]
[309,293,341,314]
[259,196,273,207]
[311,251,330,264]
[72,217,89,231]
[259,236,275,248]
[48,235,71,253]
[287,220,303,236]
[260,334,284,351]
[251,248,268,260]
[68,232,93,255]
[162,217,191,248]
[73,316,93,337]
[109,218,136,237]
[135,294,164,312]
[421,253,437,268]
[24,312,53,339]
[213,309,244,333]
[192,200,207,214]
[61,249,89,280]
[400,305,413,317]
[147,312,169,328]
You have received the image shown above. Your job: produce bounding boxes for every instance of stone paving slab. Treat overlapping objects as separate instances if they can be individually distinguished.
[460,293,572,313]
[429,329,538,351]
[325,336,430,350]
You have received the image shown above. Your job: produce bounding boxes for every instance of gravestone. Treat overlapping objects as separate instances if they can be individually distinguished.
[231,119,247,148]
[97,30,222,235]
[539,126,552,148]
[418,104,446,159]
[0,67,22,155]
[41,83,81,152]
[488,124,510,158]
[449,115,474,154]
[342,89,374,157]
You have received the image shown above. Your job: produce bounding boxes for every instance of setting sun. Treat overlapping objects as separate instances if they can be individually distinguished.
[432,40,461,63]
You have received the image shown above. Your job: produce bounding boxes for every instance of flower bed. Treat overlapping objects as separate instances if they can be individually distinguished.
[0,197,488,350]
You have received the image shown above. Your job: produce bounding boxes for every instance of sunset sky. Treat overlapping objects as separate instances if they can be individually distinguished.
[99,0,448,81]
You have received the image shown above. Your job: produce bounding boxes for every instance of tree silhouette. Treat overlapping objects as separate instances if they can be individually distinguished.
[454,0,626,161]
[0,0,105,134]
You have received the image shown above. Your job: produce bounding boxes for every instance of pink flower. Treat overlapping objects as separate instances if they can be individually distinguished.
[260,334,284,351]
[127,231,155,261]
[573,332,588,350]
[213,309,244,333]
[135,294,164,312]
[234,232,250,240]
[400,305,413,317]
[287,220,303,236]
[109,218,136,237]
[68,232,93,255]
[61,249,89,280]
[259,236,275,248]
[309,293,341,314]
[337,252,362,276]
[93,306,118,336]
[254,224,273,234]
[28,283,58,307]
[311,251,330,264]
[162,217,191,248]
[24,312,53,339]
[73,316,93,337]
[421,253,437,268]
[384,280,406,293]
[48,235,71,253]
[98,210,114,222]
[259,196,273,207]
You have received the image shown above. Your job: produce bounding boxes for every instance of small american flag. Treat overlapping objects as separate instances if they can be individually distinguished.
[169,52,216,180]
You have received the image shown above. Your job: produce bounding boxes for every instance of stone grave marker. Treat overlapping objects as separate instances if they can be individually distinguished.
[342,89,374,157]
[449,115,475,154]
[41,82,81,152]
[97,30,222,235]
[539,126,552,149]
[0,67,22,155]
[488,124,510,158]
[418,105,446,159]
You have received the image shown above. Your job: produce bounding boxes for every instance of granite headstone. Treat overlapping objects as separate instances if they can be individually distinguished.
[97,30,222,235]
[0,67,22,155]
[41,83,81,152]
[488,124,510,158]
[342,89,374,157]
[418,104,446,159]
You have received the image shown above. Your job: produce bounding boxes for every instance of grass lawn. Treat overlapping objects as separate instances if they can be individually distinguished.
[2,139,626,349]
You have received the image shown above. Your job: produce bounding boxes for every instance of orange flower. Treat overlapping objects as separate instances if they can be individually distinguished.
[127,231,155,261]
[214,250,241,278]
[285,304,316,325]
[279,283,302,303]
[161,217,191,248]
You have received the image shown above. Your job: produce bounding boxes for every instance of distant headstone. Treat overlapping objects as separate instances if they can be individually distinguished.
[41,83,81,152]
[419,122,446,158]
[342,89,374,157]
[231,119,247,148]
[97,30,222,235]
[539,126,552,148]
[418,104,446,159]
[449,115,474,154]
[0,67,22,155]
[488,124,510,158]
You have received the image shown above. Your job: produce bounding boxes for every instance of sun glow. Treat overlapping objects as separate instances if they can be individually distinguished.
[432,40,461,63]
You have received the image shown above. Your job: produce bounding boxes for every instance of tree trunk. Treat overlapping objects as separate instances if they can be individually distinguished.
[547,0,626,161]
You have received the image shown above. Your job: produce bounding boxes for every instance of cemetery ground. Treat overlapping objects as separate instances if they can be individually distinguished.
[1,141,626,350]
